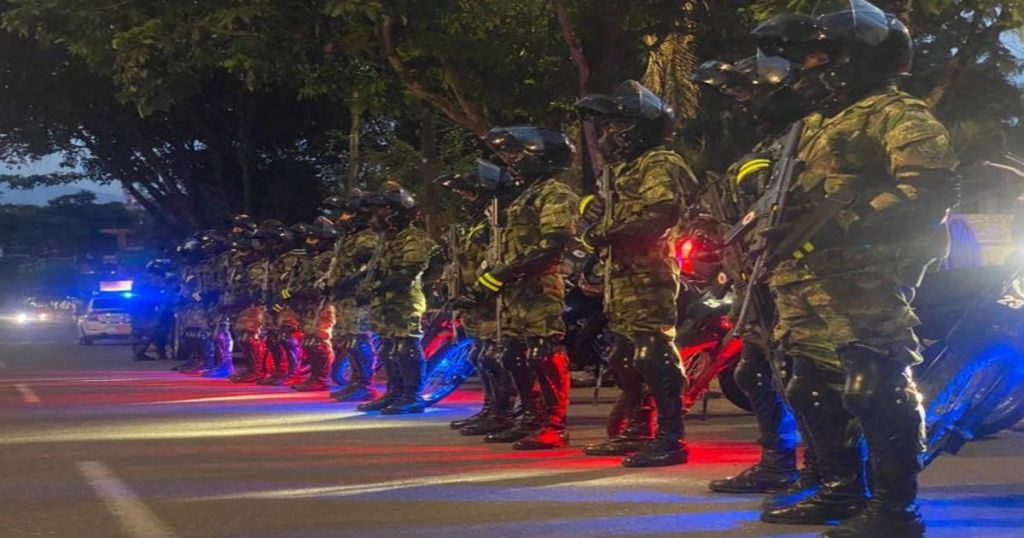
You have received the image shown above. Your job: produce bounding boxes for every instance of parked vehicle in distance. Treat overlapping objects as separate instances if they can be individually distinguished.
[78,294,132,345]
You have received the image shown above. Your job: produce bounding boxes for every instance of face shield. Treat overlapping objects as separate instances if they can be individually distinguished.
[612,80,672,121]
[477,159,515,190]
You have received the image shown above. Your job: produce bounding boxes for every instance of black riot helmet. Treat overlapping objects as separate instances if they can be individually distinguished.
[197,229,230,257]
[480,126,575,183]
[254,219,297,254]
[291,221,337,255]
[176,235,204,263]
[691,56,810,133]
[362,181,419,231]
[318,194,366,229]
[753,1,912,107]
[145,258,176,279]
[576,80,675,161]
[230,214,258,239]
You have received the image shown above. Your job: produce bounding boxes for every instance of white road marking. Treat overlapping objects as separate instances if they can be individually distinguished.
[0,411,435,444]
[15,384,40,403]
[77,461,176,538]
[137,392,330,405]
[197,468,595,501]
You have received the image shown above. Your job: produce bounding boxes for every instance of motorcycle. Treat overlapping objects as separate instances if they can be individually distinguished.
[915,261,1024,464]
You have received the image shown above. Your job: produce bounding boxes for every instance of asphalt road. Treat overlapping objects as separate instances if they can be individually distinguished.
[1,320,1022,538]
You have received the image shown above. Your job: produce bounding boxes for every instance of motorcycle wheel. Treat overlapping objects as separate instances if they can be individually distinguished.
[717,366,753,412]
[974,382,1024,437]
[924,346,1016,466]
[421,338,476,405]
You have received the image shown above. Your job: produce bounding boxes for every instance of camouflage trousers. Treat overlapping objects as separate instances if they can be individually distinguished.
[606,268,679,341]
[770,248,935,370]
[500,277,565,339]
[332,298,368,337]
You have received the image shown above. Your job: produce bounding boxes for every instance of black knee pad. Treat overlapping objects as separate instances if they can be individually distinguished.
[525,336,564,366]
[839,344,913,417]
[607,334,635,373]
[393,337,422,359]
[734,343,771,396]
[785,356,846,414]
[633,332,680,367]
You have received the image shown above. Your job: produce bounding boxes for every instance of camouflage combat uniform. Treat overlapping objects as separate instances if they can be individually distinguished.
[459,221,498,340]
[770,88,957,369]
[263,249,306,383]
[229,257,272,382]
[486,176,578,448]
[597,146,697,339]
[327,227,380,399]
[764,87,957,520]
[499,178,579,338]
[367,225,436,339]
[582,146,694,464]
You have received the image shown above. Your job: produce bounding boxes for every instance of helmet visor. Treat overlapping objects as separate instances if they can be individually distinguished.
[812,0,889,46]
[612,80,670,120]
[755,51,799,86]
[476,159,515,190]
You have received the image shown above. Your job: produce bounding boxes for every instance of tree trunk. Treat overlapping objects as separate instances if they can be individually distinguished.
[237,103,254,214]
[420,114,440,238]
[555,1,603,192]
[346,88,363,193]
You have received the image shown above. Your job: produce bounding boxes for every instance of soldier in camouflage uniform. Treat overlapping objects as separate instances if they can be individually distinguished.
[355,183,438,415]
[288,220,341,392]
[575,81,697,467]
[467,126,579,450]
[439,173,517,436]
[255,220,307,387]
[691,59,826,499]
[178,230,229,375]
[320,195,381,402]
[754,5,959,536]
[172,236,205,370]
[202,230,240,378]
[225,215,275,383]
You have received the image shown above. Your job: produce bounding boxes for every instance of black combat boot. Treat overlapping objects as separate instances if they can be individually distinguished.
[293,335,333,391]
[461,348,517,435]
[761,358,866,525]
[513,343,570,450]
[381,339,427,415]
[358,340,403,411]
[336,336,380,402]
[712,344,800,491]
[485,343,543,443]
[823,351,926,538]
[451,344,494,429]
[584,337,653,456]
[622,334,688,467]
[582,398,654,456]
[203,321,235,378]
[233,333,270,383]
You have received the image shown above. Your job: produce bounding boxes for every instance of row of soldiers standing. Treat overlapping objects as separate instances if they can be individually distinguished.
[151,2,952,536]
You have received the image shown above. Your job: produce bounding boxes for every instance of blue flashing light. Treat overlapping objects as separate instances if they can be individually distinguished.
[121,292,134,299]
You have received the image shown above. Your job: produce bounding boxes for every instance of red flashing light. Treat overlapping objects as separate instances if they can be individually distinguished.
[676,238,696,274]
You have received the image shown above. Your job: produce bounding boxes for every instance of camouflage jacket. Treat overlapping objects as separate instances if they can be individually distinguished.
[369,224,437,314]
[772,86,958,286]
[501,177,579,279]
[597,146,698,274]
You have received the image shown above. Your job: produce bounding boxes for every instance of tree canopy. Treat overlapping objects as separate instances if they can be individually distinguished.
[2,0,1024,231]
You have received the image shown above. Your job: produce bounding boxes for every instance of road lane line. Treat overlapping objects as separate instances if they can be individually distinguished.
[76,461,176,538]
[197,468,596,501]
[14,384,40,403]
